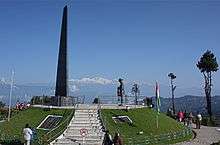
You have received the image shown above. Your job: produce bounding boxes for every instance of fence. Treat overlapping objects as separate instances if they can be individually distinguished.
[97,95,146,105]
[127,127,192,145]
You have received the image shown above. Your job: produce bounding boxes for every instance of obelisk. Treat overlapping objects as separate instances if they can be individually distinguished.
[55,6,68,98]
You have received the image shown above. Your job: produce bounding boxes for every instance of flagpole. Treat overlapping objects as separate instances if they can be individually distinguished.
[155,81,160,129]
[156,113,159,128]
[8,70,15,122]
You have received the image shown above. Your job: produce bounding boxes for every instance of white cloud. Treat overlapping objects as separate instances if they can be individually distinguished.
[69,77,113,85]
[69,85,79,92]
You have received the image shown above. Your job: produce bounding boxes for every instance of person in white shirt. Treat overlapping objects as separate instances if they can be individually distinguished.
[197,113,202,129]
[23,124,33,145]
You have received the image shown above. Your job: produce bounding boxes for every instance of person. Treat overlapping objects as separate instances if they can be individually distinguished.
[196,112,202,129]
[113,132,123,145]
[188,112,193,129]
[183,110,187,125]
[103,130,113,145]
[178,111,184,122]
[23,124,33,145]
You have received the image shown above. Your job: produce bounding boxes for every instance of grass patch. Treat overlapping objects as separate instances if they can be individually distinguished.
[101,108,192,144]
[0,107,74,145]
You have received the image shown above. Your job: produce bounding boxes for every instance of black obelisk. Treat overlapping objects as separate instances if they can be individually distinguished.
[55,6,68,98]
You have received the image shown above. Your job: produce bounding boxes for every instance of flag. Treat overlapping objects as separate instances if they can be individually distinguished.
[155,82,161,114]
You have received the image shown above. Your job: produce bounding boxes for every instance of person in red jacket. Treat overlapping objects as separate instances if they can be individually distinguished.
[178,111,184,122]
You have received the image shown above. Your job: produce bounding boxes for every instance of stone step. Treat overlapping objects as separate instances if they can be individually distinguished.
[71,120,101,124]
[72,116,99,121]
[69,123,101,127]
[67,126,103,131]
[73,116,99,119]
[75,110,98,113]
[75,109,98,112]
[73,117,99,121]
[74,113,99,116]
[53,142,102,145]
[55,138,102,144]
[73,115,99,118]
[65,129,103,135]
[64,134,102,139]
[51,106,103,145]
[74,113,98,116]
[53,138,102,145]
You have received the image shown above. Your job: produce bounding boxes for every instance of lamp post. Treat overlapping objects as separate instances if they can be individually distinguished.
[168,73,176,114]
[117,78,124,106]
[132,83,140,105]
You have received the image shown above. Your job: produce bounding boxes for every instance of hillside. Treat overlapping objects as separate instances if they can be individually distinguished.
[152,95,220,116]
[0,108,74,145]
[101,108,192,144]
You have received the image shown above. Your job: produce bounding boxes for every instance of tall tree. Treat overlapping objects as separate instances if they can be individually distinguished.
[197,50,218,120]
[168,73,176,114]
[0,101,5,108]
[131,83,140,105]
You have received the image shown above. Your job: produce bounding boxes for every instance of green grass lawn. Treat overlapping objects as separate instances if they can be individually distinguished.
[0,107,74,145]
[101,108,192,144]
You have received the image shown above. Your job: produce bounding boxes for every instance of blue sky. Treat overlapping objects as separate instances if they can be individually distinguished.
[0,0,220,90]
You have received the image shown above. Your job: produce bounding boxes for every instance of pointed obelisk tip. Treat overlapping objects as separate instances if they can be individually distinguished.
[64,5,68,10]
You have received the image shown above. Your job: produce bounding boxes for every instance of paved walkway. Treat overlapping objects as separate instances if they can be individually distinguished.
[176,124,220,145]
[51,104,104,145]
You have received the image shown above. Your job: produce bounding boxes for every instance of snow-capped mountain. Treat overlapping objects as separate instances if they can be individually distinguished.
[69,77,114,85]
[0,76,219,105]
[0,78,9,85]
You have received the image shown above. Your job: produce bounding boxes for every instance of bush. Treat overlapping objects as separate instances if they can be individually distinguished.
[0,139,22,145]
[211,141,220,145]
[201,117,216,126]
[0,108,8,119]
[0,101,5,108]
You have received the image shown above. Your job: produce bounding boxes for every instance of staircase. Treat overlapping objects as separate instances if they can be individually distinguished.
[51,104,104,145]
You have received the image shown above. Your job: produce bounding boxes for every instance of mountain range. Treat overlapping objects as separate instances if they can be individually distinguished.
[0,77,220,110]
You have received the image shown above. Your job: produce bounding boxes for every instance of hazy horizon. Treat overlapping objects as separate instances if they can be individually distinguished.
[0,0,219,91]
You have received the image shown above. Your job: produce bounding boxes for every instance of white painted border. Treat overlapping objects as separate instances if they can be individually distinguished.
[37,115,63,130]
[112,115,133,124]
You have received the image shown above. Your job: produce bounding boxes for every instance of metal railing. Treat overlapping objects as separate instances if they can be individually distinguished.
[127,127,192,145]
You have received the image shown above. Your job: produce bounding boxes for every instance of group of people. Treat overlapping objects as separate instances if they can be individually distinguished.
[16,101,30,110]
[177,110,202,129]
[103,130,123,145]
[177,111,193,128]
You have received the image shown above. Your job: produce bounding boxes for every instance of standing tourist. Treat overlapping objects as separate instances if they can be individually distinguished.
[103,130,113,145]
[113,132,123,145]
[196,112,202,129]
[188,112,193,129]
[23,124,33,145]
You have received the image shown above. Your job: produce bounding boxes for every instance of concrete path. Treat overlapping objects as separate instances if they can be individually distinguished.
[176,124,220,145]
[51,104,104,145]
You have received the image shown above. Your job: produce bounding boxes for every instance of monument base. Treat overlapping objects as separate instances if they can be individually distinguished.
[51,96,75,106]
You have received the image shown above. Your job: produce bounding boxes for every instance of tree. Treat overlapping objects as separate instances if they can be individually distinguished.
[131,83,140,105]
[168,73,176,114]
[197,50,218,120]
[0,101,5,108]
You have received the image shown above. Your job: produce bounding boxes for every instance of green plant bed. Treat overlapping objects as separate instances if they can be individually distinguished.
[0,107,74,145]
[101,108,192,144]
